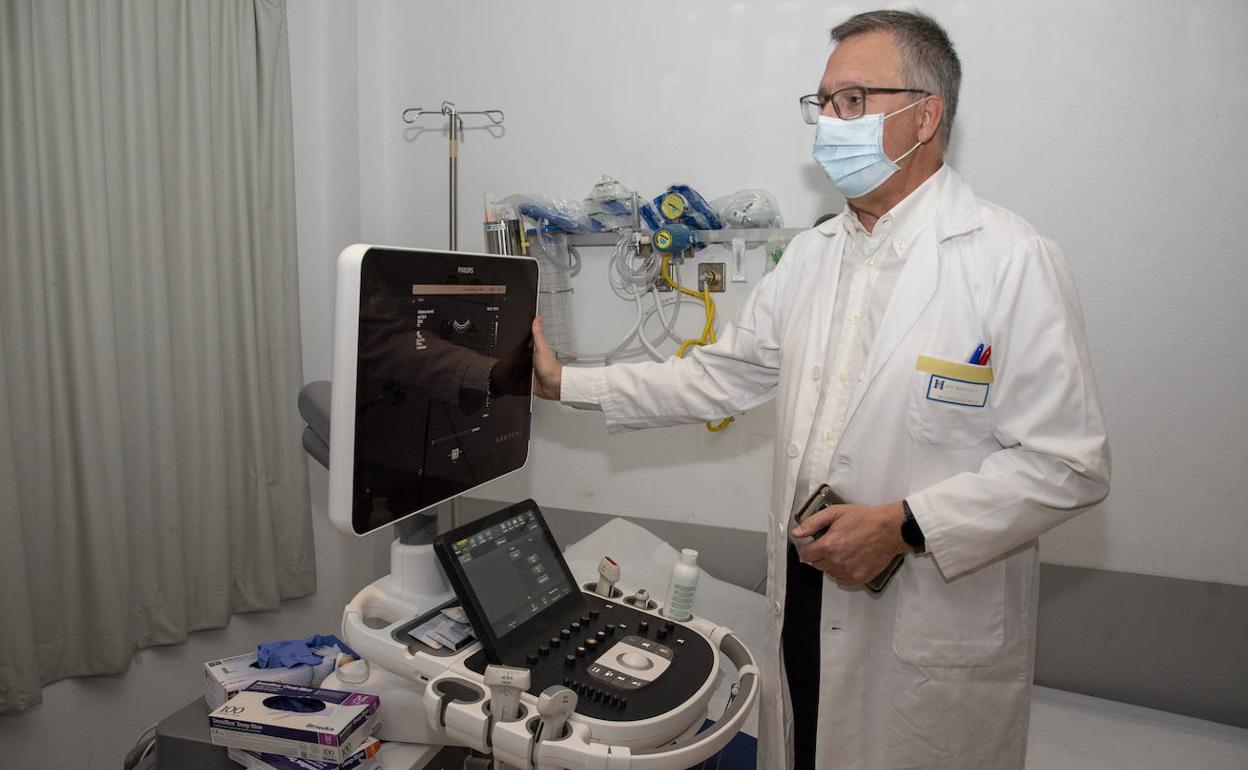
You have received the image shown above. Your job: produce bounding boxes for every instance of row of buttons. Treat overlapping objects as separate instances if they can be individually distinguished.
[587,663,645,690]
[533,614,684,666]
[563,677,627,709]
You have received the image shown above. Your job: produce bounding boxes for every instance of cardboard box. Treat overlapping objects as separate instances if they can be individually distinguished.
[227,737,381,770]
[205,652,316,710]
[209,682,381,765]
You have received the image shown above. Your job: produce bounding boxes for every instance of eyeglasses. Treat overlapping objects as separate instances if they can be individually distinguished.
[799,87,929,124]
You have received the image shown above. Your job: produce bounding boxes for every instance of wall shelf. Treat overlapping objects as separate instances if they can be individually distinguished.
[556,228,807,248]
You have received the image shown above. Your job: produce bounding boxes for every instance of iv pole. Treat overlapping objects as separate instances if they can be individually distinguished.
[399,101,504,528]
[401,101,505,250]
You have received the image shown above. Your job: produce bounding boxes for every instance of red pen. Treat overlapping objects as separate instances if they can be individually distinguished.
[978,345,992,365]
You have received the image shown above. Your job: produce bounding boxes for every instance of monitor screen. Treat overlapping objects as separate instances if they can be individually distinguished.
[448,507,573,634]
[328,246,539,536]
[433,500,585,661]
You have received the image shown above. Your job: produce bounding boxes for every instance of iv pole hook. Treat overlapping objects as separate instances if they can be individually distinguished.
[400,101,505,250]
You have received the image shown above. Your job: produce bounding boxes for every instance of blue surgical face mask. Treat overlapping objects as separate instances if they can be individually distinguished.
[812,98,925,199]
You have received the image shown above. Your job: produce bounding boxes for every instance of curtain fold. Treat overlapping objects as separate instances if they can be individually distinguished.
[0,0,313,714]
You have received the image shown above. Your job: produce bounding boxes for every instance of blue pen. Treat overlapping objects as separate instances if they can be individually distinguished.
[968,344,984,364]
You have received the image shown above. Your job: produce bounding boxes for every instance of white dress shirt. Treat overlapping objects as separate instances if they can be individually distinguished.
[794,165,951,505]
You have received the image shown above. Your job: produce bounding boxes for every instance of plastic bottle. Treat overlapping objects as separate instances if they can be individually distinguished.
[662,549,700,621]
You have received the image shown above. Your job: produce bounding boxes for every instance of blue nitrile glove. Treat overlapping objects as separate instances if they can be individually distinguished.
[304,634,359,660]
[256,639,325,669]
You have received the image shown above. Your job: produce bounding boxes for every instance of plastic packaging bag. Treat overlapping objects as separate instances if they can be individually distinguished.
[712,188,784,229]
[528,233,577,361]
[583,176,641,232]
[497,193,591,233]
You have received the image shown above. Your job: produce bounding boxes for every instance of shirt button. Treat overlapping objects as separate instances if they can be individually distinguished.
[787,443,799,458]
[811,366,822,381]
[839,373,849,384]
[865,257,875,267]
[771,601,783,616]
[851,314,861,324]
[896,239,907,252]
[825,431,837,442]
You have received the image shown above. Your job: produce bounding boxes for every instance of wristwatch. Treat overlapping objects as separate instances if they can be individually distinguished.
[901,499,926,554]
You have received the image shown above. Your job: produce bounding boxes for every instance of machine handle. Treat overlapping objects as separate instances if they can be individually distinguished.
[340,585,431,685]
[534,632,759,770]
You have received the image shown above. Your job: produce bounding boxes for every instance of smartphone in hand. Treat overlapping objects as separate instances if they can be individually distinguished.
[790,484,905,593]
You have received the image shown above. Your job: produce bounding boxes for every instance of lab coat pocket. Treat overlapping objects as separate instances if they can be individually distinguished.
[908,355,994,447]
[893,556,1005,667]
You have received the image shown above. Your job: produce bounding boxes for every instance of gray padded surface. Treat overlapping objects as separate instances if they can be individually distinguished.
[299,380,332,447]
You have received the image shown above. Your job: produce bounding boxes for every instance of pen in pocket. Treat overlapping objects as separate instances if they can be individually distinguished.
[968,344,984,364]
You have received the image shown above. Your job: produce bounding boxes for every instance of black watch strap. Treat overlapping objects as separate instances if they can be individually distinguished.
[901,499,926,554]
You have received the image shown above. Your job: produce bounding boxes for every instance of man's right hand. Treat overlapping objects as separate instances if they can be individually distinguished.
[531,316,562,401]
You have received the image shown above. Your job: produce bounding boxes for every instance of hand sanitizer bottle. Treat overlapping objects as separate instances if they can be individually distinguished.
[662,549,700,621]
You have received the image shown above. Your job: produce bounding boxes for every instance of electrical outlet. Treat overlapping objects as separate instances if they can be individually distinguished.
[698,262,726,293]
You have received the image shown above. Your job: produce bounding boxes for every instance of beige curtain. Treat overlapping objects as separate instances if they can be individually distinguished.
[0,0,314,714]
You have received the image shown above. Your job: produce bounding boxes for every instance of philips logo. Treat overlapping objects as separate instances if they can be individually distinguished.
[457,266,474,275]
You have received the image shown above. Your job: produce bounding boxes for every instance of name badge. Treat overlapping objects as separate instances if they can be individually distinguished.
[915,355,993,408]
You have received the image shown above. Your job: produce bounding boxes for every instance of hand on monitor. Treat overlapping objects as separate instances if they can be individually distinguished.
[531,317,562,401]
[489,335,534,398]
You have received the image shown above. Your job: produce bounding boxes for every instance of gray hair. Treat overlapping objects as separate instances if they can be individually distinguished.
[830,10,962,148]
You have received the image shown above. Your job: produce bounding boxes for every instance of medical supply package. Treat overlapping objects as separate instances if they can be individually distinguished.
[205,651,317,709]
[209,681,381,765]
[227,737,381,770]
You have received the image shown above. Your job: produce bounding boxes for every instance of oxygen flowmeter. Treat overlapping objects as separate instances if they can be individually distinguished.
[652,222,699,258]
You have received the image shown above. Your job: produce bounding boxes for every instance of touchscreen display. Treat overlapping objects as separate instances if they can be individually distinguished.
[447,507,574,636]
[351,249,537,534]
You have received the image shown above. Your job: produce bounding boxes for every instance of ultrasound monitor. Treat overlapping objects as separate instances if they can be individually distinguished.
[328,245,539,536]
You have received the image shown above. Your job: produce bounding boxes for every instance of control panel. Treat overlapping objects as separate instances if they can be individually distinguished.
[463,592,715,723]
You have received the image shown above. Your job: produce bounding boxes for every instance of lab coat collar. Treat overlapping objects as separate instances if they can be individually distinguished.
[932,165,982,242]
[810,164,981,243]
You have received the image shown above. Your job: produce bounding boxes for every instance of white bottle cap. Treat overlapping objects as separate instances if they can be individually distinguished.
[680,548,699,566]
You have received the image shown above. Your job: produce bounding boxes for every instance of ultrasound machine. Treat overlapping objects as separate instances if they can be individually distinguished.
[300,245,759,769]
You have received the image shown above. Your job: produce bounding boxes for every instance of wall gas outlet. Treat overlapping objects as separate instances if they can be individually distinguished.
[698,263,726,293]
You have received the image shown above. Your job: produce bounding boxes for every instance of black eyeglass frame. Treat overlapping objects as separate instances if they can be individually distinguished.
[799,87,930,124]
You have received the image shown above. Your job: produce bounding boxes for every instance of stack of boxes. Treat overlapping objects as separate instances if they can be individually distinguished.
[205,655,382,770]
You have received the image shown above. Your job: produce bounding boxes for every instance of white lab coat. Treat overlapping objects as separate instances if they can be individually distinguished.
[562,167,1110,769]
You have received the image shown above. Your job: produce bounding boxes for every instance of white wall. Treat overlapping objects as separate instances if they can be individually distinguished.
[339,0,1248,588]
[0,4,389,767]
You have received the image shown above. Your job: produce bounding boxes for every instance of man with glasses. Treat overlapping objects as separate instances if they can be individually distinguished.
[532,9,1109,770]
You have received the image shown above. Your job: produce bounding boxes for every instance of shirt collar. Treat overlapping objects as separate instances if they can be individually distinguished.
[839,165,952,257]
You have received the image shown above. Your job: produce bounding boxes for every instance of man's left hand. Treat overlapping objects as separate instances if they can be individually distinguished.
[791,501,909,585]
